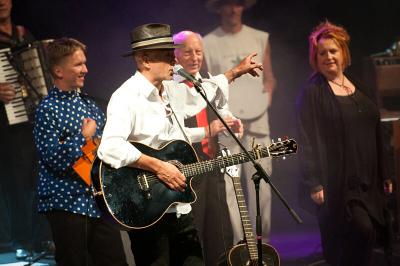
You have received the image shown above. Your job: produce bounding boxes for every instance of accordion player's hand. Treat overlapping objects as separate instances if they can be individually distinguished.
[0,83,15,103]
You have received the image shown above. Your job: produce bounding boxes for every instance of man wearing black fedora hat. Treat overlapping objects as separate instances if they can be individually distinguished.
[98,23,263,265]
[203,0,276,245]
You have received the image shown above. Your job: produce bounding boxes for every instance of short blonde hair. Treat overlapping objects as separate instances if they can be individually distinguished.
[47,38,86,77]
[309,21,351,71]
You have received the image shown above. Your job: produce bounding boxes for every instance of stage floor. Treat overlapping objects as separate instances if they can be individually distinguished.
[0,230,398,265]
[0,252,55,265]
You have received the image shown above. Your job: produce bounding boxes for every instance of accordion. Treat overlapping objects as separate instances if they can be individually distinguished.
[0,40,53,125]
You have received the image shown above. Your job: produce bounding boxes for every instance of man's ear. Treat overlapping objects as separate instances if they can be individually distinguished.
[141,54,151,70]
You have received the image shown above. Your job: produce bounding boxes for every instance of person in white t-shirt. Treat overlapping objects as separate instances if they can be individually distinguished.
[203,0,276,244]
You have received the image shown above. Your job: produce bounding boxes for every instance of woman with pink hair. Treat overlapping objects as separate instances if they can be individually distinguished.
[297,21,393,266]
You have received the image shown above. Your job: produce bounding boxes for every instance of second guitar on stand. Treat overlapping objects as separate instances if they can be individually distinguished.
[218,148,280,266]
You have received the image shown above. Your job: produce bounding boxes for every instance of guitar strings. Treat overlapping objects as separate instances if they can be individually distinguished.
[141,147,274,186]
[143,148,269,184]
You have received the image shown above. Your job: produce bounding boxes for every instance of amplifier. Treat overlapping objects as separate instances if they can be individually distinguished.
[363,56,400,110]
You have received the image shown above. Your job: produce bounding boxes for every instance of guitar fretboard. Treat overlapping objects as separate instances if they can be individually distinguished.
[182,147,270,177]
[230,174,259,261]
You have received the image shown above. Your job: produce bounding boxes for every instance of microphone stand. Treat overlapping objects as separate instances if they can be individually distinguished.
[192,81,302,263]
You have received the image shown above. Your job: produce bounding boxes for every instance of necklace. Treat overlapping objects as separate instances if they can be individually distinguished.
[329,76,353,95]
[330,78,344,87]
[330,76,362,113]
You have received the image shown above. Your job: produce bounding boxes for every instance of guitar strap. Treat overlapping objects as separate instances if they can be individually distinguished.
[167,98,191,144]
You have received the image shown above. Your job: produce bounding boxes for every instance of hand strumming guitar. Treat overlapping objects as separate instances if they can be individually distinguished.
[131,153,187,192]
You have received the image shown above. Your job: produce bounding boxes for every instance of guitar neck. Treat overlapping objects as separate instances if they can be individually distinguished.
[182,147,270,177]
[230,175,259,261]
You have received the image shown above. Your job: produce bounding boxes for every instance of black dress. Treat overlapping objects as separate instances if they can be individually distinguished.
[296,72,389,265]
[336,89,384,220]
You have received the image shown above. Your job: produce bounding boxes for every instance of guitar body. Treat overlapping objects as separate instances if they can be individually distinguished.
[223,243,280,266]
[91,138,296,230]
[91,140,199,230]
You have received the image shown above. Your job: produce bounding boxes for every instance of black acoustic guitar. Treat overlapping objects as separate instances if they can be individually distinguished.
[91,138,297,230]
[218,148,280,266]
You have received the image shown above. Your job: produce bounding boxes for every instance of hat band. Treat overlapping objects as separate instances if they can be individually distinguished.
[131,37,174,49]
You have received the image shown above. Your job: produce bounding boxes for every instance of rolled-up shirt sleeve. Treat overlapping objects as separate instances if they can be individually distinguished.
[202,74,231,119]
[97,90,141,169]
[185,127,206,143]
[206,73,229,102]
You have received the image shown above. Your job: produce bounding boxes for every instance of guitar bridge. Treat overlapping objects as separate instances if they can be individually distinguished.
[137,174,152,200]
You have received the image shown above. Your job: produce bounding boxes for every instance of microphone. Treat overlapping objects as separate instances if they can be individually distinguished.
[173,64,202,88]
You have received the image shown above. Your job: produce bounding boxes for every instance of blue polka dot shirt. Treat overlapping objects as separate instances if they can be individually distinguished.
[34,87,105,217]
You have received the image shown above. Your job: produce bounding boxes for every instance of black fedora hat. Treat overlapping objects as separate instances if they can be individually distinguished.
[205,0,257,12]
[122,23,181,57]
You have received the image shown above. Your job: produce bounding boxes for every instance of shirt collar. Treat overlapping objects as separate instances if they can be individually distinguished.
[50,86,80,99]
[173,72,201,83]
[134,71,160,99]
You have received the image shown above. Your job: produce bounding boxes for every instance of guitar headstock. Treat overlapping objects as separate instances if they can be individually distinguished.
[219,148,240,177]
[268,138,298,158]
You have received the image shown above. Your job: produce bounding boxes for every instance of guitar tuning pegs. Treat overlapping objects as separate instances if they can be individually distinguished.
[251,137,256,148]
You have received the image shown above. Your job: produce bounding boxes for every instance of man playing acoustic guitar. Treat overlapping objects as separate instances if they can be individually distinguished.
[97,23,263,265]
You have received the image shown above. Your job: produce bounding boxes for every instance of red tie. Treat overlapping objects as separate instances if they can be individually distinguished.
[183,80,213,157]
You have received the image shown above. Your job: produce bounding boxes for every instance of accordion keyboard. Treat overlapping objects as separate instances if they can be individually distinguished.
[0,48,29,125]
[0,42,51,125]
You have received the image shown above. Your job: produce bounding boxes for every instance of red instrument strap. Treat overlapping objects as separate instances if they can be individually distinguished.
[183,80,213,157]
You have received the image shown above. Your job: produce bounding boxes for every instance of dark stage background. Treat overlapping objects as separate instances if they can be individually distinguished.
[9,0,400,234]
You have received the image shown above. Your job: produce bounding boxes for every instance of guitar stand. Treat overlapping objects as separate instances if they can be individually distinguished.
[252,172,264,264]
[251,161,303,262]
[24,251,47,266]
[23,241,54,266]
